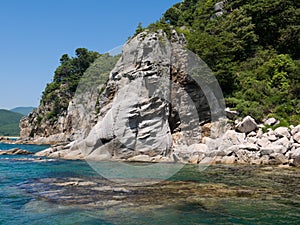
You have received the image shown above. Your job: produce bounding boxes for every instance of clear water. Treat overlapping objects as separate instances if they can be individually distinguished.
[0,143,299,225]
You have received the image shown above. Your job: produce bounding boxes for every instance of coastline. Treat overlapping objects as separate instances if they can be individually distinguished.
[15,122,300,168]
[3,119,300,168]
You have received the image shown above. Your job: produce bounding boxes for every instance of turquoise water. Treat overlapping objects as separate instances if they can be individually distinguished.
[0,143,299,225]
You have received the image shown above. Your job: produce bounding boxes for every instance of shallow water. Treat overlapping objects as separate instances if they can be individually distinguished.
[0,143,299,225]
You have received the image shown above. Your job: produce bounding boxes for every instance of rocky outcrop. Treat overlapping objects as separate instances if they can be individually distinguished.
[214,1,227,17]
[0,148,33,155]
[20,29,300,167]
[33,30,225,161]
[19,110,72,144]
[20,54,119,144]
[77,30,222,160]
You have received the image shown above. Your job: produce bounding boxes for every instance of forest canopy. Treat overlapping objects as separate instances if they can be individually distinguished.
[142,0,300,124]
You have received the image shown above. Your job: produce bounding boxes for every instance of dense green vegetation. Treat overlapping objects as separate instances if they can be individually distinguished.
[0,109,23,136]
[40,48,100,122]
[140,0,299,124]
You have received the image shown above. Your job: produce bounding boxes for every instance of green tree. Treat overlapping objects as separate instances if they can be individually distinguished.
[41,48,100,122]
[159,0,300,124]
[134,22,145,36]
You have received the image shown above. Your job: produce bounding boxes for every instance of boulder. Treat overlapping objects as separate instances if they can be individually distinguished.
[225,108,239,119]
[250,158,262,165]
[204,150,217,158]
[246,137,258,144]
[247,131,257,137]
[223,145,239,155]
[291,125,300,136]
[267,134,278,142]
[260,148,274,156]
[256,128,263,138]
[270,153,289,164]
[221,156,236,164]
[202,137,218,150]
[290,148,300,158]
[188,154,201,164]
[216,130,245,152]
[273,136,291,153]
[35,147,55,157]
[235,150,256,164]
[173,145,207,164]
[257,137,271,148]
[63,150,84,160]
[260,144,286,155]
[292,156,300,167]
[198,156,215,165]
[236,116,258,133]
[274,127,291,139]
[293,133,300,144]
[264,118,278,126]
[208,119,232,139]
[187,144,209,153]
[291,143,300,149]
[222,130,246,145]
[212,156,223,164]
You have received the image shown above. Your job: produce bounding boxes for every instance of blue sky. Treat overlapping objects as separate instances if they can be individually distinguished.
[0,0,179,109]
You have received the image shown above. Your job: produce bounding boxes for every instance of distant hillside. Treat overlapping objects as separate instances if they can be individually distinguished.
[10,107,35,116]
[0,109,23,136]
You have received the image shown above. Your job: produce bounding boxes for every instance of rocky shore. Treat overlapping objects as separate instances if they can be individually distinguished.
[33,116,300,167]
[14,30,300,168]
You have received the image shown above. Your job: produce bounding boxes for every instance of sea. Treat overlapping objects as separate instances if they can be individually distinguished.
[0,142,299,225]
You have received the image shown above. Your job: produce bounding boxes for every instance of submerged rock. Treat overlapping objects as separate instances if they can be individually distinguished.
[18,165,300,212]
[0,148,33,155]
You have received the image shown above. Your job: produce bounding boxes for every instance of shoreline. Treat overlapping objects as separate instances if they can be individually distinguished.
[0,143,297,170]
[2,120,300,168]
[30,121,300,168]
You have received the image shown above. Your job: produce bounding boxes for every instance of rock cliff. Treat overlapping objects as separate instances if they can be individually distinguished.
[24,30,300,167]
[20,53,119,144]
[25,29,226,160]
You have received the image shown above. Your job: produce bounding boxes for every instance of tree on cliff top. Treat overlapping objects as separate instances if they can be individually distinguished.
[41,48,100,121]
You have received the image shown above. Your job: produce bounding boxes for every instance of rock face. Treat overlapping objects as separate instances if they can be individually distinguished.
[27,30,225,160]
[20,54,120,144]
[72,30,222,160]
